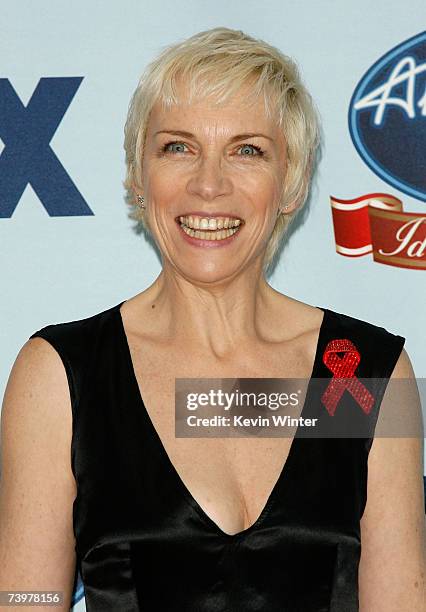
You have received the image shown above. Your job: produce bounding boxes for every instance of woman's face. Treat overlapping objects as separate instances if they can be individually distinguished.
[139,80,287,282]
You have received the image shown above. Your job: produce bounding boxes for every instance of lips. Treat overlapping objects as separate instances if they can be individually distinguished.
[175,214,244,246]
[175,211,243,220]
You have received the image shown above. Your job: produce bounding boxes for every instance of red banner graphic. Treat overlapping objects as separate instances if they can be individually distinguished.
[329,193,426,270]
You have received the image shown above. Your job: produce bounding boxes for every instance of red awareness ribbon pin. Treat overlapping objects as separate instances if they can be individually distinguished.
[321,339,375,416]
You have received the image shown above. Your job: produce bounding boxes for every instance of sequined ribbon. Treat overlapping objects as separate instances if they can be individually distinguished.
[321,339,375,416]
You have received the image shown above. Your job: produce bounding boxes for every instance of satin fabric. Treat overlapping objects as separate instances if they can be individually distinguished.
[29,301,405,612]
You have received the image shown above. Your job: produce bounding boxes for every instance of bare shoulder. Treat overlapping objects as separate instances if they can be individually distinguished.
[1,335,73,443]
[0,337,76,608]
[266,290,325,341]
[359,346,426,610]
[390,345,416,378]
[119,289,165,339]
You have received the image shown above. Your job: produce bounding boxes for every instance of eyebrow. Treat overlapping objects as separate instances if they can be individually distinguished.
[154,129,274,142]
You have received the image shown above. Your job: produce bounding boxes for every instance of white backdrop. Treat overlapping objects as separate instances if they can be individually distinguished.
[1,2,425,609]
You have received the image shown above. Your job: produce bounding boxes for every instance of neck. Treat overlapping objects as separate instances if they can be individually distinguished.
[138,265,284,358]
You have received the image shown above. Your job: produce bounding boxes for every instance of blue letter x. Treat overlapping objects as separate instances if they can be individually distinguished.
[0,77,93,217]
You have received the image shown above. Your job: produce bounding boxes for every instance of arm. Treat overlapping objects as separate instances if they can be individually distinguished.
[0,337,77,611]
[359,348,426,611]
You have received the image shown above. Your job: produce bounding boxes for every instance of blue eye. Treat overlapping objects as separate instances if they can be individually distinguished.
[238,144,264,156]
[161,141,265,157]
[163,141,188,153]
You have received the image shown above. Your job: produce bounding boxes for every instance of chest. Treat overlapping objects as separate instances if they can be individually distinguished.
[124,336,314,536]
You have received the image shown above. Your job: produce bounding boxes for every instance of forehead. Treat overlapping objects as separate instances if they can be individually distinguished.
[146,79,280,138]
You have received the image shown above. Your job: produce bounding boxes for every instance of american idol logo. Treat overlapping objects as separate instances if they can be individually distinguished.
[349,32,426,202]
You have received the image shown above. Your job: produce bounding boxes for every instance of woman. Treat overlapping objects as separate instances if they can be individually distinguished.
[0,27,424,612]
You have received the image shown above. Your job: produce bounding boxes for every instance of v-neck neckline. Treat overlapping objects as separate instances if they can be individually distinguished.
[114,300,329,540]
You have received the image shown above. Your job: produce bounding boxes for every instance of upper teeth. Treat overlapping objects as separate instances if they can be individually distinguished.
[179,216,242,230]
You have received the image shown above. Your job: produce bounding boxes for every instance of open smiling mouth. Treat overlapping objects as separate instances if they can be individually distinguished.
[176,214,244,243]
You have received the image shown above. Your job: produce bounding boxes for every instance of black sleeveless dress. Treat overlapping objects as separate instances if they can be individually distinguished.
[29,300,405,612]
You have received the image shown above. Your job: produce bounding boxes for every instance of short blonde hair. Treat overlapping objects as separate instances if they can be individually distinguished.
[124,26,321,272]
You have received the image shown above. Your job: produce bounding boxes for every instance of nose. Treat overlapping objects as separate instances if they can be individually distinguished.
[186,153,233,202]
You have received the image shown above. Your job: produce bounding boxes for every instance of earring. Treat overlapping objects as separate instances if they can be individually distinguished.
[136,195,146,210]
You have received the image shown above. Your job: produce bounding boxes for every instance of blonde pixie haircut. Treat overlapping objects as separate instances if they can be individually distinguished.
[124,27,321,272]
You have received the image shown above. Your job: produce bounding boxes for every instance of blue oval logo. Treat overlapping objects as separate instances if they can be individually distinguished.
[349,32,426,202]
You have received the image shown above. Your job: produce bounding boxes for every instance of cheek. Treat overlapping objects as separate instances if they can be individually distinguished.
[145,166,181,201]
[243,171,281,208]
[144,158,282,207]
